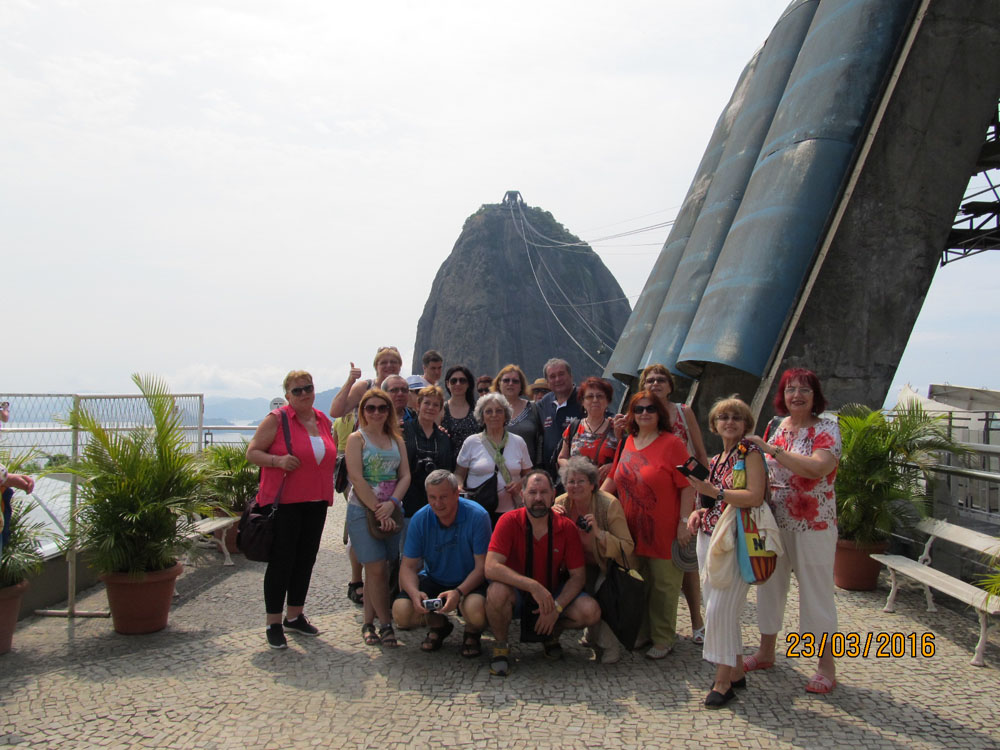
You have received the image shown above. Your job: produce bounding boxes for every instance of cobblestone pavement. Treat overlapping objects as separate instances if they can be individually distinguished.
[3,502,999,749]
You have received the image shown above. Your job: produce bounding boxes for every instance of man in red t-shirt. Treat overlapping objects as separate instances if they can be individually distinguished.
[484,470,601,676]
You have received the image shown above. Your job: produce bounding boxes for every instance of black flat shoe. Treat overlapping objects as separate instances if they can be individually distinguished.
[704,688,737,709]
[710,677,747,690]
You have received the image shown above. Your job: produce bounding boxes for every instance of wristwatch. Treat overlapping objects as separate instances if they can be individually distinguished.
[716,489,726,504]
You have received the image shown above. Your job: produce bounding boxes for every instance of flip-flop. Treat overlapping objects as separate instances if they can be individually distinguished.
[743,655,775,672]
[805,673,836,694]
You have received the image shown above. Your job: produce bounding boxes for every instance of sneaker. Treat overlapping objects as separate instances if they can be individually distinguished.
[266,624,287,650]
[283,614,320,636]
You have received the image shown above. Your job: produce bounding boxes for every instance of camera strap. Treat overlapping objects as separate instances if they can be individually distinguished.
[523,510,554,593]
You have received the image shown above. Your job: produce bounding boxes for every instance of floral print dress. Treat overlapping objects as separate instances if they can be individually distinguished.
[764,417,841,533]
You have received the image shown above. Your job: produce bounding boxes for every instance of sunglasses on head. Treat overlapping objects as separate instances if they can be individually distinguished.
[290,384,314,396]
[363,403,390,414]
[633,404,657,415]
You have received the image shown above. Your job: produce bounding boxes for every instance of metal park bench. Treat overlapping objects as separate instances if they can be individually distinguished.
[872,518,1000,666]
[185,515,239,566]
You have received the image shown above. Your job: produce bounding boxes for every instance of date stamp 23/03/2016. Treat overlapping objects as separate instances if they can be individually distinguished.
[785,632,936,659]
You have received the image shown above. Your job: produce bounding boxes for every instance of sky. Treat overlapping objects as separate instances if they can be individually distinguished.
[2,0,996,405]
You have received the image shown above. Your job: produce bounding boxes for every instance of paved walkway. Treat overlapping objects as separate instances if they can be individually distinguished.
[3,501,999,749]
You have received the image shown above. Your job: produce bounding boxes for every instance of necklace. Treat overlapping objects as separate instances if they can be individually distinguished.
[585,416,606,433]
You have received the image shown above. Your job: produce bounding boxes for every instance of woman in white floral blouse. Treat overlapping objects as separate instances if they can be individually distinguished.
[744,368,841,695]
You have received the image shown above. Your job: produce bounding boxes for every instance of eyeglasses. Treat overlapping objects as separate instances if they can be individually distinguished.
[784,386,813,395]
[482,408,505,416]
[289,384,314,396]
[363,403,390,414]
[449,377,468,385]
[385,387,408,394]
[716,414,744,422]
[583,393,607,401]
[500,377,521,385]
[633,404,657,414]
[565,477,590,486]
[644,376,668,385]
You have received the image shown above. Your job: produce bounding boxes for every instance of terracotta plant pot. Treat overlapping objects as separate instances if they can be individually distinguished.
[0,580,29,654]
[834,538,889,591]
[101,562,183,634]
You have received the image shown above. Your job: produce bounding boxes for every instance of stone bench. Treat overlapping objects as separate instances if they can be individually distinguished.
[871,517,1000,666]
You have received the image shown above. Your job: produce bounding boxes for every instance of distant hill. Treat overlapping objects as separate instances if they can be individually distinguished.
[412,196,631,381]
[204,387,339,424]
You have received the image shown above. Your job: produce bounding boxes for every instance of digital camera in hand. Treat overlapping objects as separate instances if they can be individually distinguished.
[422,598,444,611]
[575,515,592,533]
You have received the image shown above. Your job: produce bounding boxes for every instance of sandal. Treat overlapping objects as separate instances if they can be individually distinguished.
[805,673,836,694]
[378,624,398,648]
[362,623,380,647]
[461,630,483,659]
[490,646,511,676]
[692,626,705,645]
[743,654,775,672]
[347,581,364,605]
[420,620,454,653]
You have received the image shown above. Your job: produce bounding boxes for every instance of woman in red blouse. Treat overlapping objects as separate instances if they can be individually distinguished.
[601,391,694,659]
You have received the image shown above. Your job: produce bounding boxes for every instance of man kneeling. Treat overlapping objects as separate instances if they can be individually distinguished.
[484,469,601,676]
[392,469,491,657]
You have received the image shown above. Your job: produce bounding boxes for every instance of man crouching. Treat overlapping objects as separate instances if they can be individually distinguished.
[484,469,601,676]
[392,470,491,657]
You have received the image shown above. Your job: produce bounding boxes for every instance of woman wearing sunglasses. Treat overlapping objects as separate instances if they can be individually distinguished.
[683,397,767,708]
[638,364,710,646]
[441,365,478,463]
[345,388,411,648]
[600,391,694,660]
[247,370,338,650]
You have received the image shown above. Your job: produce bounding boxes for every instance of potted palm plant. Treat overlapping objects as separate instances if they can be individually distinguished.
[834,402,966,590]
[69,373,218,634]
[204,441,258,554]
[0,497,49,654]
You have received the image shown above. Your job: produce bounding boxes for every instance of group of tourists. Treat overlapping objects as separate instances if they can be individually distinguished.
[244,346,842,708]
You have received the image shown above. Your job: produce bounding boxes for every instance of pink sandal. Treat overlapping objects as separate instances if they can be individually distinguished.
[805,673,836,694]
[743,655,775,672]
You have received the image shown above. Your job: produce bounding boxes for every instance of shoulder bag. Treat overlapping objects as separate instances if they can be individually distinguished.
[595,541,645,650]
[237,410,293,563]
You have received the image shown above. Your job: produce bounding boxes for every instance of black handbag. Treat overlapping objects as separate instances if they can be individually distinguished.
[595,543,645,650]
[520,512,554,643]
[465,468,499,514]
[334,454,349,494]
[237,411,293,562]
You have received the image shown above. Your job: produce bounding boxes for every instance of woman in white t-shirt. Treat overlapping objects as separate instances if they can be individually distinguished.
[455,392,532,528]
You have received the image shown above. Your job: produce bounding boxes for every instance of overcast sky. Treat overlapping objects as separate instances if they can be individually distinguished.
[3,0,995,405]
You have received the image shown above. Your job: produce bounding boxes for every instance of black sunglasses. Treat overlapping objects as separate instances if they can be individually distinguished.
[363,403,390,414]
[449,377,468,385]
[290,384,315,396]
[633,404,657,414]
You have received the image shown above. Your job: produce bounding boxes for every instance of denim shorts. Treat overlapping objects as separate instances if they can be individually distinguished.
[346,503,401,564]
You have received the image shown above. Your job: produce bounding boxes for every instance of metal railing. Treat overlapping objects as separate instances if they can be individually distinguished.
[1,392,204,618]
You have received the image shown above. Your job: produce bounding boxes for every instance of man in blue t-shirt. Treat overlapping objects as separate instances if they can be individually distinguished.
[392,469,492,657]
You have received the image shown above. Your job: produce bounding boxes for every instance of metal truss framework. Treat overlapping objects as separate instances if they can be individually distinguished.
[943,99,1000,266]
